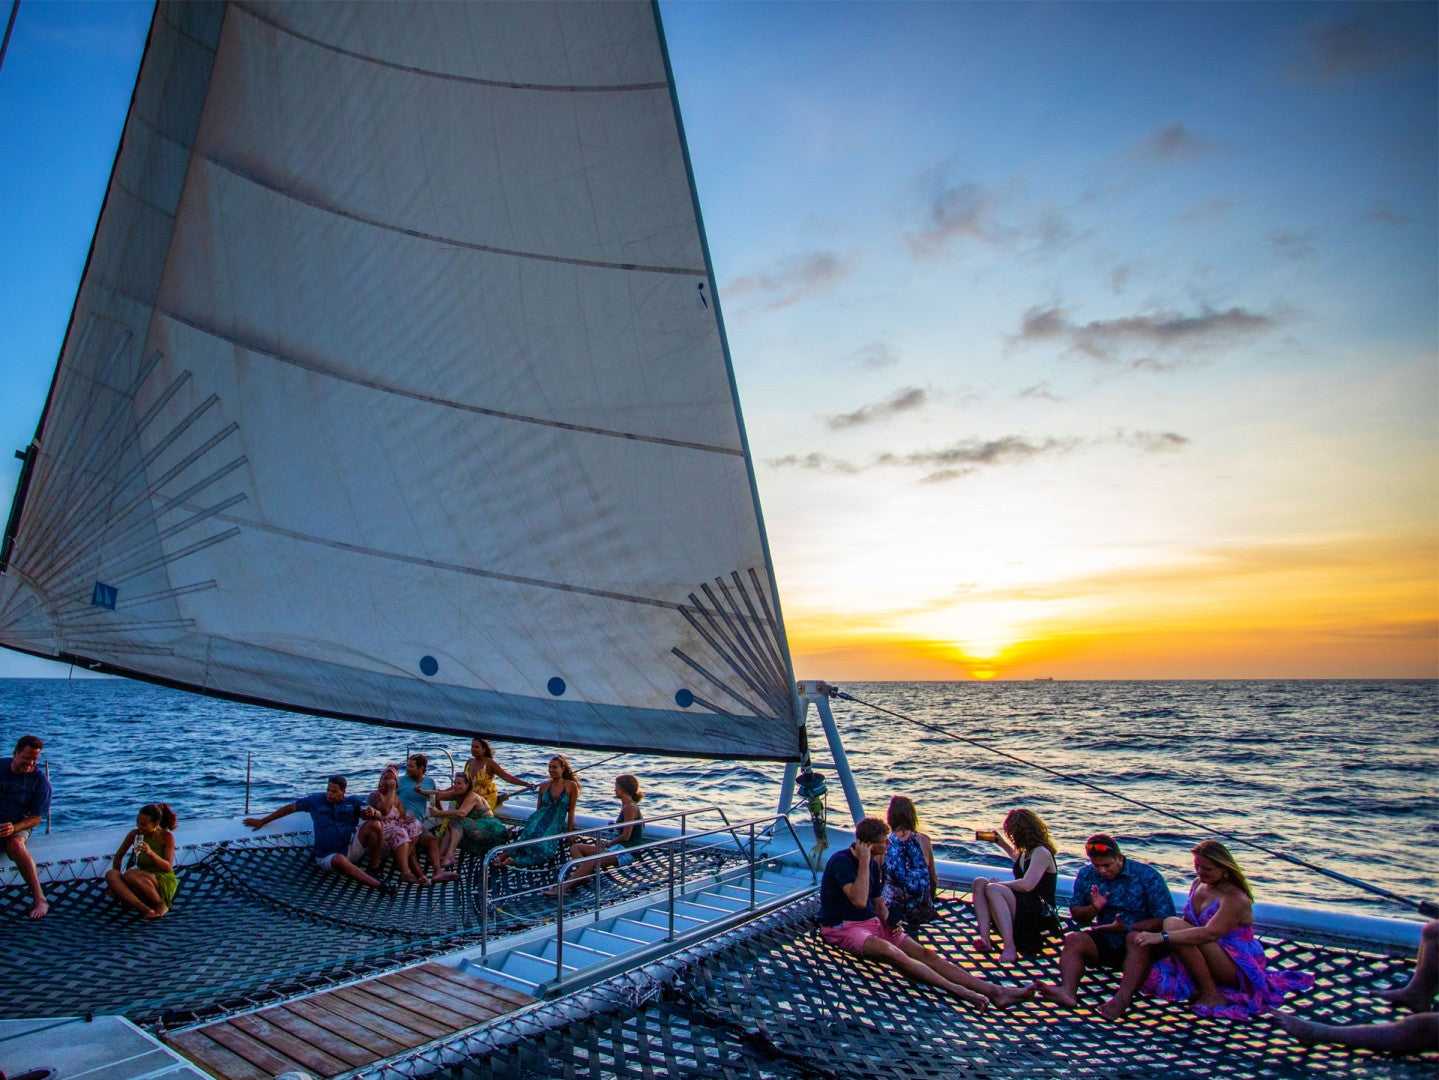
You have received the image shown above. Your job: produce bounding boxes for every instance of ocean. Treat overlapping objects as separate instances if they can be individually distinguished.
[1,676,1433,919]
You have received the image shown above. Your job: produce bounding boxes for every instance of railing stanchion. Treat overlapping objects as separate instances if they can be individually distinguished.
[556,874,565,982]
[481,857,490,959]
[44,762,50,834]
[667,841,676,939]
[245,752,251,817]
[749,822,756,909]
[680,811,687,888]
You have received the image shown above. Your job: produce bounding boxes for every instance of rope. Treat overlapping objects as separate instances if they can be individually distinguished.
[831,688,1438,919]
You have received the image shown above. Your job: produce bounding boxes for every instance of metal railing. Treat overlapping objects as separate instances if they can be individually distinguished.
[551,813,811,985]
[478,803,740,956]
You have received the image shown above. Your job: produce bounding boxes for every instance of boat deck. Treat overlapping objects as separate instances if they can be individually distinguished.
[466,896,1434,1080]
[164,962,532,1080]
[4,839,1434,1079]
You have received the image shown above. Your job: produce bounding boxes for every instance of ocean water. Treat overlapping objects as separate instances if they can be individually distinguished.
[1,677,1433,919]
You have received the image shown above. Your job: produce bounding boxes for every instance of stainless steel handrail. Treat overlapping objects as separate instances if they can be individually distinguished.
[402,745,458,787]
[550,812,812,983]
[478,802,736,955]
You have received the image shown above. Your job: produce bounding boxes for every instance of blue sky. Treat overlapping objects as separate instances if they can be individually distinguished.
[1,1,1435,680]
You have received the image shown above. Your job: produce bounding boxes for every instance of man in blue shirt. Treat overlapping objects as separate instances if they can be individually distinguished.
[245,775,394,893]
[820,817,1031,1010]
[1037,833,1177,1019]
[0,735,52,919]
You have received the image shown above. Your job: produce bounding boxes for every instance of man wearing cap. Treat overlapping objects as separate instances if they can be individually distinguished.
[1035,833,1176,1019]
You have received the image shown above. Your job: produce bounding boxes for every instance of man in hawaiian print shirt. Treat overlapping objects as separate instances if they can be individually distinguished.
[1036,834,1177,1019]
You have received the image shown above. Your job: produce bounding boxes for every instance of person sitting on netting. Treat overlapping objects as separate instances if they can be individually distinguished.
[1035,833,1176,1019]
[1277,918,1437,1055]
[430,770,509,867]
[819,817,1033,1012]
[491,755,580,870]
[396,754,456,883]
[244,775,392,894]
[461,736,535,814]
[1,734,51,919]
[881,796,940,935]
[971,808,1060,962]
[364,766,442,885]
[105,802,179,919]
[547,773,645,896]
[1129,840,1314,1020]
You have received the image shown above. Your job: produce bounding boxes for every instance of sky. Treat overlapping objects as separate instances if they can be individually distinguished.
[0,1,1435,682]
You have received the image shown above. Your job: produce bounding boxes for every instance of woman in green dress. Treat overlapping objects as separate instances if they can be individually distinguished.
[493,755,580,869]
[430,771,508,864]
[105,803,178,919]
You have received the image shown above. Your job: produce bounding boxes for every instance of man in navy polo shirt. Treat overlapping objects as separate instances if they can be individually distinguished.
[1036,833,1176,1018]
[819,817,1030,1010]
[245,774,393,893]
[0,735,51,919]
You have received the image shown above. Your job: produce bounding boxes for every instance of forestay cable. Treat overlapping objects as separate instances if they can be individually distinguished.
[831,688,1437,919]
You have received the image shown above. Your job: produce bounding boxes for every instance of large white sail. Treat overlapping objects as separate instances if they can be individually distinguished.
[0,0,799,759]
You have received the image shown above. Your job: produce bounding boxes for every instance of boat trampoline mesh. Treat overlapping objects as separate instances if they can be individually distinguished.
[451,896,1434,1080]
[0,837,744,1028]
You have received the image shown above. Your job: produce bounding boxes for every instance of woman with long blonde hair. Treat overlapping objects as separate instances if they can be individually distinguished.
[1130,840,1313,1019]
[971,807,1059,962]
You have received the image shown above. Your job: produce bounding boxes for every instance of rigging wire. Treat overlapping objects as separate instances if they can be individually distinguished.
[0,1,18,77]
[831,688,1437,919]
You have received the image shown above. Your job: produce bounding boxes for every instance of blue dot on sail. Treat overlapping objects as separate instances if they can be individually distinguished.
[419,655,438,677]
[548,677,566,696]
[675,689,694,708]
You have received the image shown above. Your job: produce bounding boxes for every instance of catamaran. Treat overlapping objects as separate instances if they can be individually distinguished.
[0,3,1430,1078]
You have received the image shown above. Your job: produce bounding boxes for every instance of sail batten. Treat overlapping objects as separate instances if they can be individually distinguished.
[1,0,800,760]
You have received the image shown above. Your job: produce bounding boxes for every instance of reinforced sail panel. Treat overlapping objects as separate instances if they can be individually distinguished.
[0,1,800,759]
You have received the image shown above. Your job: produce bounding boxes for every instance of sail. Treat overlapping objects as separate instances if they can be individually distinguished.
[0,0,799,760]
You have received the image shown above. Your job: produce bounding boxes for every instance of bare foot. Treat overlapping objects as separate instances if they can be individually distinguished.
[431,870,458,884]
[972,936,994,952]
[1378,985,1432,1012]
[1035,982,1078,1008]
[998,946,1019,964]
[28,898,49,920]
[400,872,424,885]
[955,989,990,1013]
[991,983,1035,1009]
[1191,991,1227,1011]
[145,906,167,919]
[1098,994,1132,1021]
[1275,1010,1324,1045]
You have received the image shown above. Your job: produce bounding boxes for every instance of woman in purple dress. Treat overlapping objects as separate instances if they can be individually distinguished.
[1133,840,1314,1018]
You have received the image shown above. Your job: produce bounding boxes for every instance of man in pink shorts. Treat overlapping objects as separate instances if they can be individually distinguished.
[819,817,1031,1011]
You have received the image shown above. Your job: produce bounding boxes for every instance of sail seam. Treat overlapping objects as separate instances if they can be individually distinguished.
[201,150,705,276]
[176,506,763,619]
[232,3,671,94]
[151,307,745,457]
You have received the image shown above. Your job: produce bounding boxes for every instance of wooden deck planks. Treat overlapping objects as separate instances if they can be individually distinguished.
[164,962,535,1078]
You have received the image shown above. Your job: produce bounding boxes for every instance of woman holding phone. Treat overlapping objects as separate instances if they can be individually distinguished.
[971,808,1059,961]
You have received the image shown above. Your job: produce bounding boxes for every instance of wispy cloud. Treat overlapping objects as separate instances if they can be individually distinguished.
[767,428,1188,484]
[765,452,861,475]
[826,386,931,430]
[724,249,859,311]
[1013,304,1280,369]
[1176,198,1234,225]
[905,169,1008,257]
[1287,8,1439,82]
[1133,123,1223,164]
[847,341,901,369]
[1364,201,1408,226]
[1268,229,1317,261]
[1018,382,1062,402]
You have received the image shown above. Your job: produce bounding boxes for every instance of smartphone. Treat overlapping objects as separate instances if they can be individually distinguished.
[975,829,998,842]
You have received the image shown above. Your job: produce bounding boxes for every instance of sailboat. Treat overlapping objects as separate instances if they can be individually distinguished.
[0,3,1430,1078]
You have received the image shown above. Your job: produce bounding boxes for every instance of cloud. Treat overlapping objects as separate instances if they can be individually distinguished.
[768,427,1190,484]
[1013,304,1279,369]
[1268,229,1317,261]
[1018,382,1061,402]
[1288,8,1439,82]
[1175,198,1234,225]
[1109,263,1136,295]
[905,173,1007,257]
[724,250,859,311]
[847,341,901,369]
[764,452,860,475]
[826,386,930,430]
[1364,201,1408,226]
[1133,124,1223,164]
